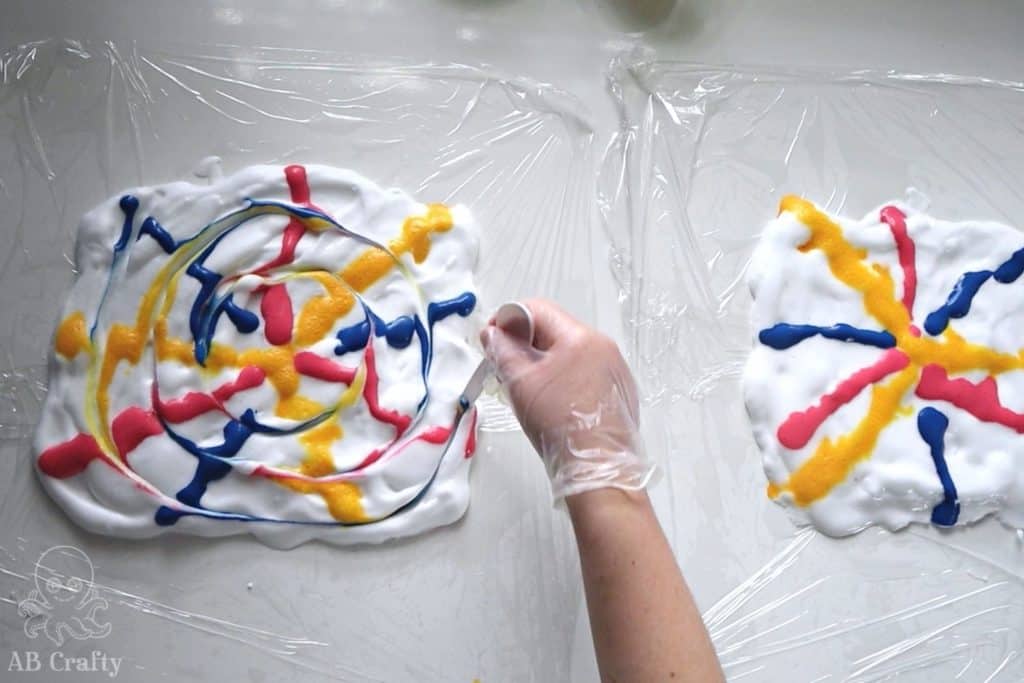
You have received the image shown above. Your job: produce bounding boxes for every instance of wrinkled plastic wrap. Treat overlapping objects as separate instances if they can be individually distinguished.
[0,39,599,681]
[601,52,1024,681]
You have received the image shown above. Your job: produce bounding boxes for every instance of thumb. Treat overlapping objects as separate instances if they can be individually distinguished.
[480,325,542,384]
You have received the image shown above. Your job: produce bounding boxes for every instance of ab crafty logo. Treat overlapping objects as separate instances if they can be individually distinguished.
[10,545,122,678]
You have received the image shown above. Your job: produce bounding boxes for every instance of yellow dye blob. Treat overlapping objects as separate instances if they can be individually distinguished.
[292,271,356,348]
[55,311,90,359]
[277,473,367,523]
[277,368,368,521]
[277,395,324,421]
[341,203,453,292]
[97,323,144,423]
[298,420,342,477]
[904,327,1024,375]
[238,346,298,403]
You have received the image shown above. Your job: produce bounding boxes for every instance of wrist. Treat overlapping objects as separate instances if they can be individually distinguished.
[566,486,651,521]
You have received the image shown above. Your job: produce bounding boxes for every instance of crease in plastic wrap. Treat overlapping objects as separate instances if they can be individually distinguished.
[600,50,1024,681]
[0,38,598,681]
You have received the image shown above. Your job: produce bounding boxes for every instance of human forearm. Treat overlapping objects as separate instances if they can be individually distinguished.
[480,299,722,681]
[568,488,724,683]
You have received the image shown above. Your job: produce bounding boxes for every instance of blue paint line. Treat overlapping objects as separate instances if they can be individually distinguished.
[917,407,960,527]
[758,323,896,350]
[425,292,476,377]
[335,311,418,356]
[92,196,141,338]
[155,409,256,526]
[187,235,262,365]
[138,216,186,254]
[221,295,260,334]
[923,270,992,336]
[113,196,139,252]
[925,245,1024,336]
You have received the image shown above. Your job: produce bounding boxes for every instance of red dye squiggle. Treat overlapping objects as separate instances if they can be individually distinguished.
[333,343,416,472]
[880,206,916,315]
[916,364,1024,432]
[418,426,452,445]
[252,223,305,276]
[38,434,112,479]
[213,366,266,401]
[361,343,412,437]
[294,351,356,385]
[464,410,478,459]
[155,366,266,424]
[250,165,317,276]
[352,447,385,471]
[112,407,163,458]
[350,423,452,471]
[778,349,911,450]
[285,164,312,204]
[260,283,293,345]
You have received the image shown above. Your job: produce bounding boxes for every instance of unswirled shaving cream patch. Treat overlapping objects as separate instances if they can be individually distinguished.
[746,196,1024,536]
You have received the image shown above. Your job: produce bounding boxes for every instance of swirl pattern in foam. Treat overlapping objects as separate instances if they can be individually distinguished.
[745,196,1024,536]
[34,164,481,548]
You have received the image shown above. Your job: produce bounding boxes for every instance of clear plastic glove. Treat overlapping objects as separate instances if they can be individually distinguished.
[480,299,657,500]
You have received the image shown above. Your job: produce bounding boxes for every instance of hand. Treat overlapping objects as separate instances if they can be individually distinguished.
[480,299,656,500]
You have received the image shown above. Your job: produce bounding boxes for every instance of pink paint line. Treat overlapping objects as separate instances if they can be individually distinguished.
[777,349,911,450]
[880,206,917,316]
[294,351,357,385]
[916,363,1024,432]
[155,366,266,424]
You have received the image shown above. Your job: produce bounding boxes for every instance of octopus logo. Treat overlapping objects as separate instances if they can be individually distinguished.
[17,546,111,646]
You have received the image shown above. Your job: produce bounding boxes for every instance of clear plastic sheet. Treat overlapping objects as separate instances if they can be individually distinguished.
[0,38,598,681]
[601,51,1024,680]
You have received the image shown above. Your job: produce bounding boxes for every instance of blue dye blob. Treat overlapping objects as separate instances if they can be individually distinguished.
[94,196,142,337]
[335,309,421,356]
[333,292,476,359]
[923,270,992,336]
[221,295,260,334]
[187,238,260,364]
[138,216,184,254]
[427,292,477,326]
[186,259,223,365]
[994,245,1024,283]
[155,409,258,526]
[925,244,1024,336]
[114,196,139,252]
[335,319,372,356]
[758,323,896,350]
[917,407,959,527]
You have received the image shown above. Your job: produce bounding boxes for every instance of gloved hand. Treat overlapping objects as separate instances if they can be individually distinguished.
[480,299,657,500]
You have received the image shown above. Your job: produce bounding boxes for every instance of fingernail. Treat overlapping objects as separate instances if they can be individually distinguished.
[479,325,496,352]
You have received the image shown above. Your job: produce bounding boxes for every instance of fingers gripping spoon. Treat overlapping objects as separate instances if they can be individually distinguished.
[457,301,535,413]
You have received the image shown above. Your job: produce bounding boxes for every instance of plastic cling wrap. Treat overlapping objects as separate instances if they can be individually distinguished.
[601,53,1024,681]
[0,39,596,681]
